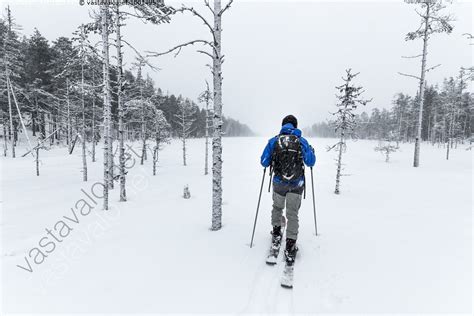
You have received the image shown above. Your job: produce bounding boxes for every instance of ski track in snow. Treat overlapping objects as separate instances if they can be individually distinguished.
[241,244,281,313]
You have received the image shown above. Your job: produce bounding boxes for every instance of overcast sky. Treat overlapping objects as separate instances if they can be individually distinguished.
[2,0,472,135]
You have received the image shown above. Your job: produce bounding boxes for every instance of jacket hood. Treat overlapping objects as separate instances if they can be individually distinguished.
[280,123,302,137]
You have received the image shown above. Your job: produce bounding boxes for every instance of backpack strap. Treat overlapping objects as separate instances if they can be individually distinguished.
[268,134,279,192]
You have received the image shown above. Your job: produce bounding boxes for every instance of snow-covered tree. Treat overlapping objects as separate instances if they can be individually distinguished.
[174,98,196,166]
[50,37,75,149]
[33,135,50,176]
[1,6,23,158]
[24,29,53,141]
[151,108,170,176]
[439,75,466,160]
[328,69,371,195]
[126,60,155,165]
[400,0,453,167]
[374,140,399,163]
[71,25,91,182]
[111,3,160,199]
[392,93,412,145]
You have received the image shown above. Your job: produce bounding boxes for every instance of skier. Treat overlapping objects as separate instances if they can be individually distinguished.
[260,115,316,267]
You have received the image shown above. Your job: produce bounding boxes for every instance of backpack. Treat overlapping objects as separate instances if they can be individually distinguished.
[271,134,304,181]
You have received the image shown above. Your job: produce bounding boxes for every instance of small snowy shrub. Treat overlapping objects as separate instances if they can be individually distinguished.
[374,141,399,163]
[183,185,191,199]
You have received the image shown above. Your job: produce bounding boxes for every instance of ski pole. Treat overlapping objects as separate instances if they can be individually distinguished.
[310,167,318,236]
[303,169,306,199]
[268,165,273,192]
[250,168,266,248]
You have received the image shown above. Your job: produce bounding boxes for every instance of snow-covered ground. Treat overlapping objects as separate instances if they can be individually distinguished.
[1,137,472,314]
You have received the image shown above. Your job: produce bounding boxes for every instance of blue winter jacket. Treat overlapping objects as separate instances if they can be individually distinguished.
[260,123,316,185]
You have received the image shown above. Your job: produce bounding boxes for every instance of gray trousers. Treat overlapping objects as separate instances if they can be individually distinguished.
[271,183,302,240]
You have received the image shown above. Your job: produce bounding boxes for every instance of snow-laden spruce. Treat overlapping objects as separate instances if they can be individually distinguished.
[327,69,371,195]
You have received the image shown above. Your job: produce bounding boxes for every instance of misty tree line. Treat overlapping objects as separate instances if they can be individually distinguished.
[0,11,252,158]
[305,73,473,146]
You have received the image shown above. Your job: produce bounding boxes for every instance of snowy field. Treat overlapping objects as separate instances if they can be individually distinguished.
[1,136,472,314]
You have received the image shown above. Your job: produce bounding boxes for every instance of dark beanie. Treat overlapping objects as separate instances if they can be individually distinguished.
[282,115,298,128]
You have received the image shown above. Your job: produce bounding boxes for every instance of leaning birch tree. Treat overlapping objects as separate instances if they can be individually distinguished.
[400,0,453,167]
[328,69,371,194]
[147,0,234,230]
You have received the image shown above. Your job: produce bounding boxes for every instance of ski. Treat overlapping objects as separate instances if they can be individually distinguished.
[281,241,298,288]
[280,263,294,288]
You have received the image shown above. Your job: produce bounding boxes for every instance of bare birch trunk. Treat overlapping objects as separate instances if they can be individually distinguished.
[153,135,159,176]
[56,102,61,143]
[32,94,37,136]
[183,138,186,166]
[2,112,7,156]
[211,0,223,230]
[54,109,59,144]
[182,112,187,166]
[41,112,46,137]
[13,120,18,147]
[462,114,468,139]
[6,75,14,158]
[431,104,437,145]
[101,5,111,210]
[36,145,40,176]
[413,4,430,168]
[3,17,14,158]
[334,128,344,195]
[49,113,53,146]
[109,121,114,189]
[141,120,146,165]
[116,5,126,201]
[446,138,450,160]
[446,108,455,160]
[204,98,209,175]
[91,72,96,162]
[66,77,71,152]
[139,70,146,166]
[427,112,431,143]
[450,111,455,149]
[81,43,88,182]
[397,110,403,147]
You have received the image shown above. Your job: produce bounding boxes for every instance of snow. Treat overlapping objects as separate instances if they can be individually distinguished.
[1,137,472,314]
